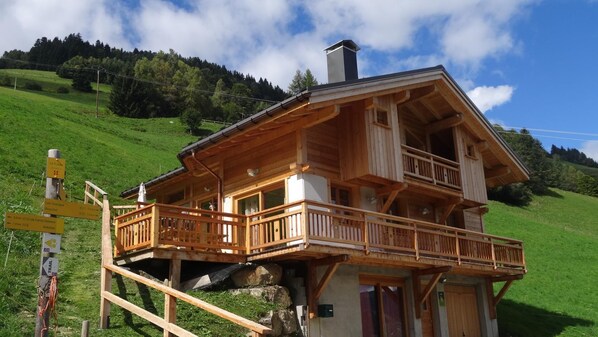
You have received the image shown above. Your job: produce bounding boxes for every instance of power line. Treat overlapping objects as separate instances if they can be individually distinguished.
[501,126,598,138]
[0,56,282,104]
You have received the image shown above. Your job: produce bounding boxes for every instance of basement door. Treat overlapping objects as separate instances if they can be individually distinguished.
[359,276,408,337]
[445,285,481,337]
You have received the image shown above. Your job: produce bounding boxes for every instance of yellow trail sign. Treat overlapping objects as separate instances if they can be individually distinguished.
[46,158,66,179]
[43,199,100,220]
[4,212,64,234]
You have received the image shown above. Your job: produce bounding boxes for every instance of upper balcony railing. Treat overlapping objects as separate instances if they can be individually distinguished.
[401,145,461,190]
[113,201,525,273]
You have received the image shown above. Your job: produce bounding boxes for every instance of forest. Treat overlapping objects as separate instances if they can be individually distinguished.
[0,33,288,131]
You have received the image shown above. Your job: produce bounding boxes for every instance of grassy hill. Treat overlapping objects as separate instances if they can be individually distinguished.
[1,70,597,336]
[486,191,598,336]
[0,70,276,336]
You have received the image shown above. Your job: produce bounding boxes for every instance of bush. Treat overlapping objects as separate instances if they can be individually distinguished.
[0,73,11,87]
[24,81,42,91]
[56,86,69,94]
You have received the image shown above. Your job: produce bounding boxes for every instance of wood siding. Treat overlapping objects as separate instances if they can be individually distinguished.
[223,133,296,194]
[306,119,341,177]
[456,127,488,204]
[463,208,484,233]
[339,97,403,183]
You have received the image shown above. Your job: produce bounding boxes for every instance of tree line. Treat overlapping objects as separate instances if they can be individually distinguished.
[489,126,598,205]
[1,33,288,132]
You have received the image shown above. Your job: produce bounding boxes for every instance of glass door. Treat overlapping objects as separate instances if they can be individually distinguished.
[360,277,408,337]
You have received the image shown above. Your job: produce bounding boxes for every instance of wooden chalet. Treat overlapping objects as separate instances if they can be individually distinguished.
[110,40,528,337]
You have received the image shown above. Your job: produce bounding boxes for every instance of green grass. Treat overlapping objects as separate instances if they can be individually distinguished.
[2,69,598,336]
[485,190,598,336]
[0,70,266,336]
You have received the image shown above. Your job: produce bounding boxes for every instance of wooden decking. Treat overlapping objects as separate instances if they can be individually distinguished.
[113,200,525,276]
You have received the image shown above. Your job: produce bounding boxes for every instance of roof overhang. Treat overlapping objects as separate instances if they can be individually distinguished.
[122,65,529,198]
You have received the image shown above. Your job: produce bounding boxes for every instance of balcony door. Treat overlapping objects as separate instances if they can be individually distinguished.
[359,276,408,337]
[236,185,285,248]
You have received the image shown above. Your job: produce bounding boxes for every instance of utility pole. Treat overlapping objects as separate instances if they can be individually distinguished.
[34,149,61,337]
[95,69,100,118]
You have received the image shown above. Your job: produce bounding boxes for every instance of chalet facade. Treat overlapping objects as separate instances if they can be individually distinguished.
[115,40,528,337]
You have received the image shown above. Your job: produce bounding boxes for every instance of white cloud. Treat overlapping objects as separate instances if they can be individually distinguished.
[0,0,535,88]
[466,85,514,113]
[581,141,598,161]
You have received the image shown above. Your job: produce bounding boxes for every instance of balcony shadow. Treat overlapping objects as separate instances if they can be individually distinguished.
[497,299,593,337]
[114,273,161,336]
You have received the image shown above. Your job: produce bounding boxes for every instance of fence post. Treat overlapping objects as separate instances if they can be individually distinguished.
[99,192,113,328]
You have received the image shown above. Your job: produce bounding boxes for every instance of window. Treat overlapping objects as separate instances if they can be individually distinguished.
[166,189,184,204]
[236,184,287,246]
[465,143,477,159]
[375,108,389,127]
[359,276,408,337]
[330,185,351,207]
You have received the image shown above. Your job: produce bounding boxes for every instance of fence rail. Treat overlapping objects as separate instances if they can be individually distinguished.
[113,201,525,271]
[402,145,461,189]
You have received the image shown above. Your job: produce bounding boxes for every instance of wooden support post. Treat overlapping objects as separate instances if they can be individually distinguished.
[307,255,349,319]
[81,320,89,337]
[307,261,317,319]
[485,278,498,319]
[486,275,523,320]
[99,192,113,329]
[35,149,61,337]
[412,266,452,318]
[164,258,181,337]
[151,205,160,248]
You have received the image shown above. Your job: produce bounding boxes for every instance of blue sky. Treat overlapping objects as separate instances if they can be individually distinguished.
[2,0,598,159]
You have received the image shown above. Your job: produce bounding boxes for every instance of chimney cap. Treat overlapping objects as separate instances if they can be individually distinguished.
[325,40,360,54]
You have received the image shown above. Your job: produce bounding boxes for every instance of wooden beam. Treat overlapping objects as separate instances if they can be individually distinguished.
[380,190,400,214]
[408,84,437,103]
[312,254,350,267]
[104,264,272,334]
[307,255,350,319]
[438,203,457,225]
[394,90,410,105]
[485,166,511,179]
[486,275,523,319]
[490,274,523,283]
[314,262,340,300]
[376,182,408,196]
[412,266,452,318]
[477,140,489,152]
[164,258,181,337]
[425,113,463,134]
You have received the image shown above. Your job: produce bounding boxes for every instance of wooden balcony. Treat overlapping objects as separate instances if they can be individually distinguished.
[113,201,525,275]
[402,145,461,190]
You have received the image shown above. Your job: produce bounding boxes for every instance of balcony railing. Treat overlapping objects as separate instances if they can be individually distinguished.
[114,201,525,272]
[402,145,461,190]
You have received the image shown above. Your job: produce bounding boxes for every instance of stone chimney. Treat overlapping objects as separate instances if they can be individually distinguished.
[325,40,360,83]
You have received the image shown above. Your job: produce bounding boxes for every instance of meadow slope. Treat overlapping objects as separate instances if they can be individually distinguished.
[1,70,597,336]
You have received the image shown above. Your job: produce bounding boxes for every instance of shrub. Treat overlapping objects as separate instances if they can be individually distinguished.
[24,81,42,91]
[0,73,11,87]
[56,86,69,94]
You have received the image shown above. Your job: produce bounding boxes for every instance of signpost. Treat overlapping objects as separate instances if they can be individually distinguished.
[1,149,101,336]
[43,199,100,220]
[4,213,64,234]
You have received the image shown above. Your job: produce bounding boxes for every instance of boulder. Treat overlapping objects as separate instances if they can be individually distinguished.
[277,309,299,335]
[258,310,283,336]
[229,285,292,308]
[231,263,282,287]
